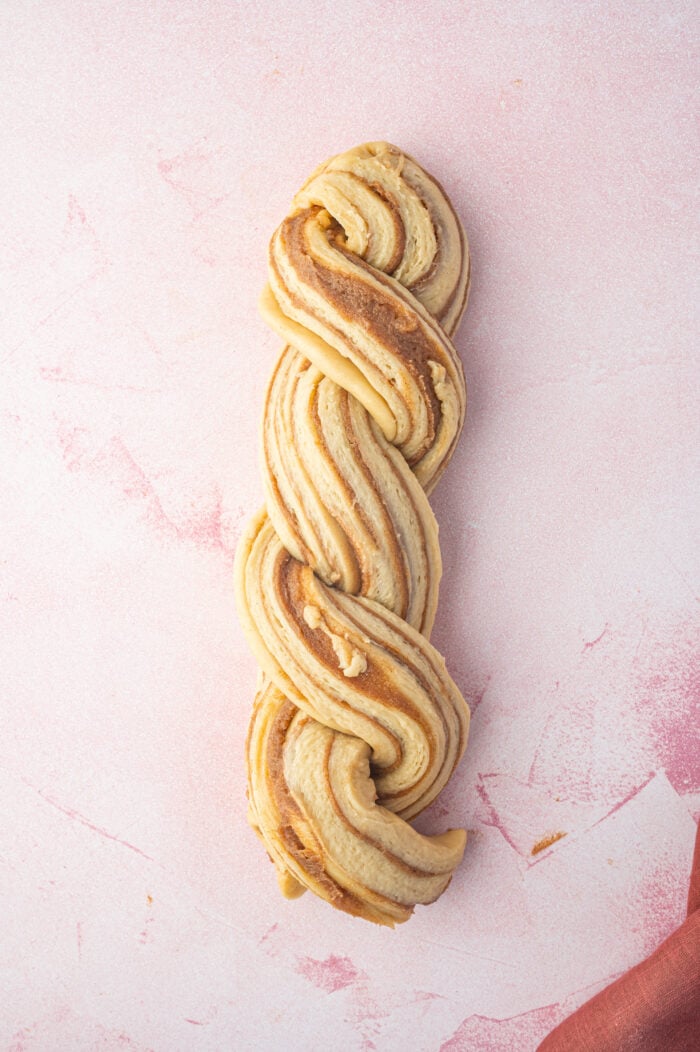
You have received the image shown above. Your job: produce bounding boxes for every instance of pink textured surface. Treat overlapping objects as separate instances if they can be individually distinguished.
[2,2,698,1049]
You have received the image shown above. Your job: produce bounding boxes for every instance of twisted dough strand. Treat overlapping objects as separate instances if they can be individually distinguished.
[235,143,471,926]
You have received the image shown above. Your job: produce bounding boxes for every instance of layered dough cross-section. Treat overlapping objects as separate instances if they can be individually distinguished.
[235,142,471,926]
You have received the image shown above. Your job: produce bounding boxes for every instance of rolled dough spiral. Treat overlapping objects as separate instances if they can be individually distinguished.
[235,142,471,926]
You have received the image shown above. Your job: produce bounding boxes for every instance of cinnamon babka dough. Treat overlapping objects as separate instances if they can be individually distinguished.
[235,142,471,925]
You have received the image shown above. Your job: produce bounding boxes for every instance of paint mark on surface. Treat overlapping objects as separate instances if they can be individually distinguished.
[40,365,157,393]
[295,954,363,993]
[531,831,567,855]
[258,922,279,944]
[138,917,154,944]
[469,674,492,713]
[8,194,111,358]
[527,692,597,801]
[31,785,154,861]
[439,1001,567,1051]
[184,1019,206,1026]
[56,428,233,555]
[476,772,606,861]
[644,649,700,794]
[582,623,609,653]
[475,778,520,854]
[8,1023,37,1052]
[589,772,656,829]
[107,1032,139,1048]
[413,990,443,1004]
[157,142,228,218]
[64,194,110,268]
[257,921,283,958]
[342,981,444,1049]
[9,1012,153,1051]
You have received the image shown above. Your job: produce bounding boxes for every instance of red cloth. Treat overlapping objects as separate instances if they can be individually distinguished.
[538,823,700,1052]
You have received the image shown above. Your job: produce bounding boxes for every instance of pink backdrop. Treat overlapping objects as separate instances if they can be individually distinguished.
[2,2,698,1049]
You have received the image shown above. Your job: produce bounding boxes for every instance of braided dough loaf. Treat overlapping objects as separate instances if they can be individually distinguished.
[235,142,471,926]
